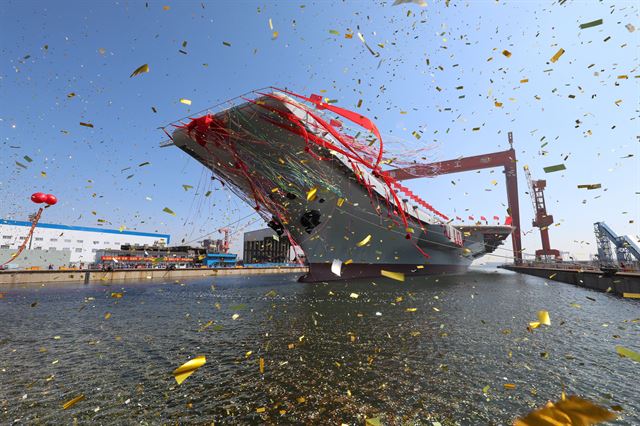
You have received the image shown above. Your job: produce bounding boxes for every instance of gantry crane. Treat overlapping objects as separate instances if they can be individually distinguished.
[523,165,561,261]
[387,132,523,262]
[594,222,640,269]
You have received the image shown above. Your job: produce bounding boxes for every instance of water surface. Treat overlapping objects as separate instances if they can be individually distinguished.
[1,268,638,424]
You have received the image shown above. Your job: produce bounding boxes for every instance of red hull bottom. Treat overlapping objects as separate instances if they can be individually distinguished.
[298,262,469,282]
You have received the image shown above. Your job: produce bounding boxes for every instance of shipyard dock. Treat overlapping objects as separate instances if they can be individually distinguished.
[0,266,308,286]
[500,262,640,297]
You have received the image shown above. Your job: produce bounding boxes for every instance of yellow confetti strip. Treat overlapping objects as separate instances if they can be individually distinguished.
[537,310,551,326]
[111,292,123,298]
[79,122,94,128]
[259,357,265,373]
[550,48,565,63]
[615,345,640,362]
[514,395,615,426]
[62,394,85,410]
[349,293,359,299]
[163,207,176,216]
[336,197,345,207]
[173,356,206,385]
[381,270,405,282]
[622,293,640,299]
[356,234,372,247]
[129,63,149,78]
[104,312,111,320]
[306,187,317,201]
[179,98,192,105]
[406,308,417,312]
[502,49,512,57]
[503,383,516,389]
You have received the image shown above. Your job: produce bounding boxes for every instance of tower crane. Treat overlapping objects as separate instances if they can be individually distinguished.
[218,228,230,254]
[523,165,561,261]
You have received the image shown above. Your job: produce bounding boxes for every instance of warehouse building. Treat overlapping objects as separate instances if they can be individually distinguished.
[0,219,170,266]
[243,228,291,265]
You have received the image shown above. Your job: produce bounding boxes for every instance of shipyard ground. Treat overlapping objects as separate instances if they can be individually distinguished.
[0,266,308,286]
[501,263,640,297]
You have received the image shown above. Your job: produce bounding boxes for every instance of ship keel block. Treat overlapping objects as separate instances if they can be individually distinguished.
[299,263,468,282]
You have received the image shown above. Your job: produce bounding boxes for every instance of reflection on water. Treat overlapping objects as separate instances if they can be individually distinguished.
[1,268,638,424]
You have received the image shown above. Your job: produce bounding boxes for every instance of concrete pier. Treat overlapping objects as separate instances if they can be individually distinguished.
[500,264,640,297]
[0,266,308,286]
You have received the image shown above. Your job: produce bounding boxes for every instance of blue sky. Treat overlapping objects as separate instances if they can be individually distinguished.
[1,0,638,260]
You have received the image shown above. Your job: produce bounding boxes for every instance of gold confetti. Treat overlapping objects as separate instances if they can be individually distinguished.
[179,98,192,105]
[104,312,111,320]
[356,234,372,247]
[306,187,317,201]
[406,308,417,312]
[259,357,265,373]
[520,78,529,83]
[538,310,551,326]
[381,270,405,282]
[494,101,503,107]
[129,64,149,78]
[502,49,512,57]
[514,395,615,426]
[615,345,640,362]
[349,293,359,299]
[256,407,266,413]
[62,394,85,410]
[222,41,231,47]
[504,383,516,389]
[162,5,170,11]
[111,292,123,298]
[336,197,345,207]
[163,207,176,216]
[550,48,565,63]
[172,356,206,385]
[79,122,94,128]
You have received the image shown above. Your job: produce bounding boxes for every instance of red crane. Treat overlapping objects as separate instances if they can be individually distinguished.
[386,132,523,263]
[524,166,561,261]
[218,228,230,254]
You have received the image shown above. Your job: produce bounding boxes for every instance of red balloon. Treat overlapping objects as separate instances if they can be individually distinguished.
[31,192,46,204]
[44,194,58,205]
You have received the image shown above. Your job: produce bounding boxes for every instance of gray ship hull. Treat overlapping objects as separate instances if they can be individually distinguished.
[171,92,512,281]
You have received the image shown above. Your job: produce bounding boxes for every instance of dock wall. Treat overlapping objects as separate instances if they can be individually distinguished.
[0,266,308,286]
[501,264,640,297]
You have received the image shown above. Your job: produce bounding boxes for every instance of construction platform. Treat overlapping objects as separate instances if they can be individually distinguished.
[500,263,640,298]
[0,266,308,286]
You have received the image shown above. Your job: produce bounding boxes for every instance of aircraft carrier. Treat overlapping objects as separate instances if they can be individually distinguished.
[170,89,512,281]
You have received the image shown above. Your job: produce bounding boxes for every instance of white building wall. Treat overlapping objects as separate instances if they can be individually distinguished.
[0,221,169,264]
